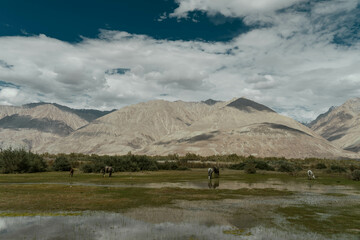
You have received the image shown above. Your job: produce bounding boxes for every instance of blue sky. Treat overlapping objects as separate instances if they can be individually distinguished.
[0,0,249,42]
[0,0,359,122]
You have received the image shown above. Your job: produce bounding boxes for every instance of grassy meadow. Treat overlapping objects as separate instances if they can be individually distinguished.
[1,149,360,238]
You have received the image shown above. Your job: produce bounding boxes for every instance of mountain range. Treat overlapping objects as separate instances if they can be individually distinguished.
[0,98,359,159]
[309,98,360,154]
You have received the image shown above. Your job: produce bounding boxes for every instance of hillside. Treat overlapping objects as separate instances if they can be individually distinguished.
[45,98,357,159]
[0,103,112,151]
[310,98,360,153]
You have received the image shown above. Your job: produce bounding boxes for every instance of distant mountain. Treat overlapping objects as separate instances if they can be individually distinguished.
[310,98,360,153]
[0,103,113,151]
[227,97,275,113]
[0,114,73,136]
[202,99,221,106]
[308,106,336,128]
[44,97,357,159]
[23,102,114,122]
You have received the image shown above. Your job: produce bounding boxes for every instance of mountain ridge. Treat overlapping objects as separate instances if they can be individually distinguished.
[0,98,358,159]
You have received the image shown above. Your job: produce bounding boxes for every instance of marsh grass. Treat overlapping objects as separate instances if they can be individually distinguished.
[0,212,82,217]
[276,204,360,235]
[0,169,358,213]
[0,183,292,212]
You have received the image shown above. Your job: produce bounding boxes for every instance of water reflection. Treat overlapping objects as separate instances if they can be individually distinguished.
[1,179,358,195]
[0,212,352,240]
[0,212,242,240]
[208,179,220,189]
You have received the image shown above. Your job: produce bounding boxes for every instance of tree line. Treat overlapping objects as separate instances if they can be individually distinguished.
[0,148,359,180]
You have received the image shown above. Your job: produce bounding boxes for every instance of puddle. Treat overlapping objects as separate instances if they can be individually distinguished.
[0,211,356,240]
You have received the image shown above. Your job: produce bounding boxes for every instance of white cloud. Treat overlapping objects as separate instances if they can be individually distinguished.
[0,0,359,122]
[170,0,305,19]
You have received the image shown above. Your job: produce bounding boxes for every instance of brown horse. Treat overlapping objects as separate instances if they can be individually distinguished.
[69,168,74,177]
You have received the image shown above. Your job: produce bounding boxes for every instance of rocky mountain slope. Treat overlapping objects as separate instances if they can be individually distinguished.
[310,98,360,153]
[0,103,112,151]
[44,98,357,159]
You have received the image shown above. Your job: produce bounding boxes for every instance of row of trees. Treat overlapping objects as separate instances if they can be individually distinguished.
[1,149,359,180]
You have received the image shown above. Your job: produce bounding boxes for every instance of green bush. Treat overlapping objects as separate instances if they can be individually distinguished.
[53,156,72,171]
[349,165,360,172]
[315,163,327,169]
[81,163,94,173]
[245,163,256,174]
[229,162,246,170]
[255,160,275,171]
[330,165,347,173]
[278,162,295,172]
[0,148,47,173]
[351,170,360,181]
[157,161,179,170]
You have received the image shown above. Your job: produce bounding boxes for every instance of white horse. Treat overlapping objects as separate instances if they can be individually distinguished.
[208,167,220,179]
[208,168,214,179]
[307,170,315,180]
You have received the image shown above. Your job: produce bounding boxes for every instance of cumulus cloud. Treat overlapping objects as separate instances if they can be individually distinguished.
[0,0,359,122]
[170,0,306,19]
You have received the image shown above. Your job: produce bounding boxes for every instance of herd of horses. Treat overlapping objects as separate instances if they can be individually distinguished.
[69,166,316,180]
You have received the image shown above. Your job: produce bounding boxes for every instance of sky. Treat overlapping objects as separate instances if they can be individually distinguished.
[0,0,359,122]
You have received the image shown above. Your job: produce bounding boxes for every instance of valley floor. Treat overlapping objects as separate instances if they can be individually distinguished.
[0,170,359,239]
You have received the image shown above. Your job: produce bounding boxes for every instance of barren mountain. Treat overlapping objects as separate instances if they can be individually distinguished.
[45,100,217,154]
[0,103,111,151]
[310,98,360,153]
[46,98,357,159]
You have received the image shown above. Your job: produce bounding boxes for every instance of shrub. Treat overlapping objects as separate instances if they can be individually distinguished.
[229,162,246,170]
[0,148,47,173]
[245,163,256,174]
[351,170,360,181]
[255,160,275,171]
[349,165,360,172]
[157,161,179,170]
[28,154,47,173]
[81,163,94,173]
[53,156,72,171]
[315,163,327,169]
[278,162,294,172]
[330,165,347,173]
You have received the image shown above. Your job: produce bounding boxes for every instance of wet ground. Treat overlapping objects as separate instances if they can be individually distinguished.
[0,171,359,240]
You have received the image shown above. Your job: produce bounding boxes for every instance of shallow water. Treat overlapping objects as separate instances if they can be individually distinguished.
[1,175,359,239]
[1,179,358,195]
[0,211,355,240]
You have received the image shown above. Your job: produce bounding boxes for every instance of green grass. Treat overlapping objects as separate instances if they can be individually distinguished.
[0,184,291,212]
[0,169,358,212]
[276,204,360,235]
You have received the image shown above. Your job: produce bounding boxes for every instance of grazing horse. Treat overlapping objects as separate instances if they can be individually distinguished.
[307,170,315,180]
[69,168,74,177]
[208,167,220,179]
[213,167,220,177]
[208,168,214,179]
[101,166,113,177]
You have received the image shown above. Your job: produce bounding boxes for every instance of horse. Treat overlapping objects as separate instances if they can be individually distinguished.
[101,166,113,177]
[208,168,214,179]
[208,167,220,179]
[307,170,315,180]
[69,168,74,177]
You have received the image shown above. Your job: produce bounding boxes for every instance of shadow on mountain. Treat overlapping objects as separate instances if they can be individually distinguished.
[0,114,73,136]
[23,102,115,122]
[227,98,275,113]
